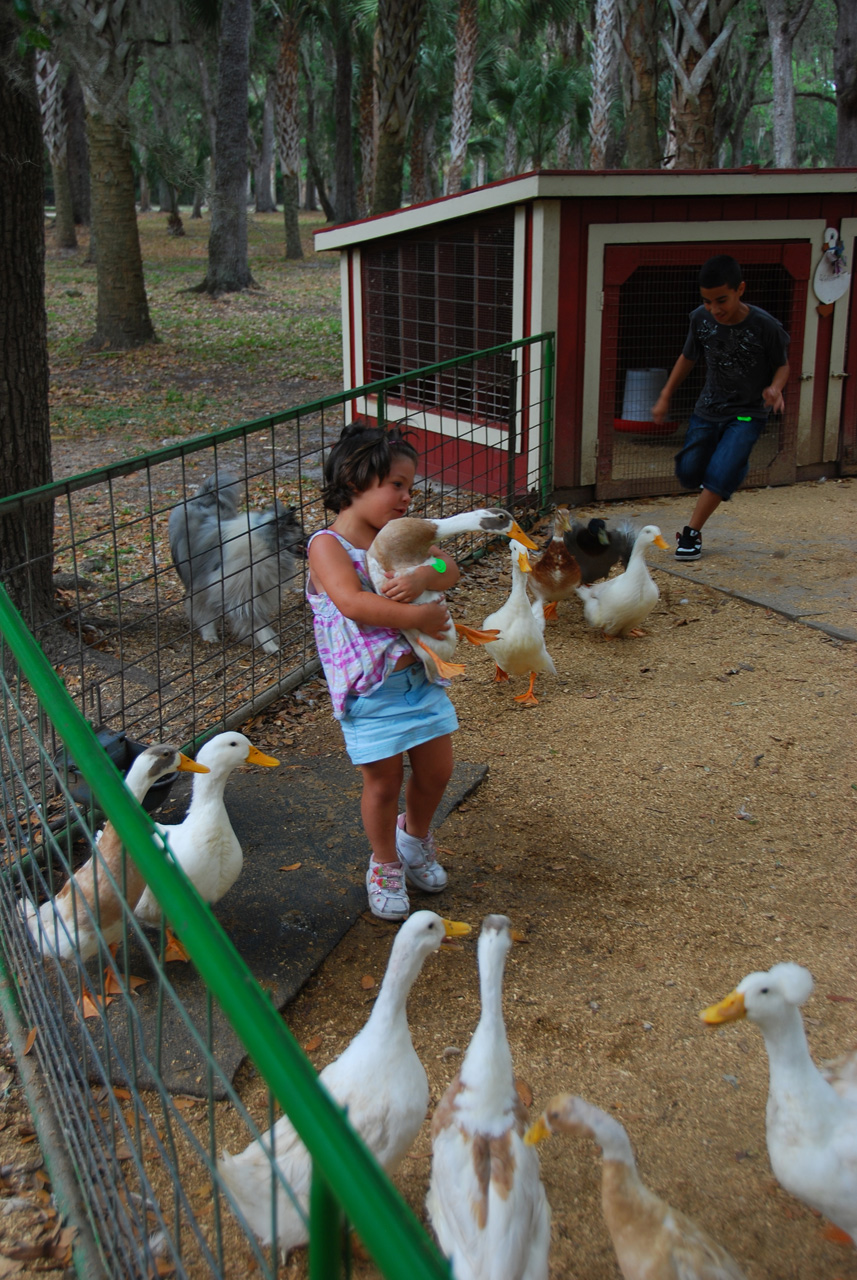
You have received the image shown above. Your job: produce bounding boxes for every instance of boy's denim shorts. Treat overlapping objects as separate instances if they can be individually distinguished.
[674,412,767,501]
[340,663,458,765]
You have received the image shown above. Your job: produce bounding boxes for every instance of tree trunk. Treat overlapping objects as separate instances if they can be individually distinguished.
[138,166,151,212]
[255,91,277,212]
[372,0,425,213]
[356,43,375,216]
[63,70,90,225]
[589,0,617,168]
[333,3,357,222]
[0,8,54,629]
[835,0,857,163]
[275,10,303,258]
[200,0,255,292]
[50,158,78,248]
[765,0,812,166]
[620,0,661,167]
[662,0,737,169]
[409,108,430,202]
[86,108,156,347]
[447,0,478,194]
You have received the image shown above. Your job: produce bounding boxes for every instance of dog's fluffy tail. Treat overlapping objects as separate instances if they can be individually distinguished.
[169,472,243,591]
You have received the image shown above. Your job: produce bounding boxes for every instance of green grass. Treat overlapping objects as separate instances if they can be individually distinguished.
[46,209,343,447]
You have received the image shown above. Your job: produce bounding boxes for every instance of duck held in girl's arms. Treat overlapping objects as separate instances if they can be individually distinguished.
[367,509,537,682]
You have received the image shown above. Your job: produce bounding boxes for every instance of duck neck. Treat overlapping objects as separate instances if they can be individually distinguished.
[433,513,481,539]
[185,768,228,816]
[760,1007,826,1099]
[509,565,531,605]
[462,948,512,1088]
[363,943,424,1044]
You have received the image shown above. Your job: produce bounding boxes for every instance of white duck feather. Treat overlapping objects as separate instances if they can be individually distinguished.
[575,524,668,637]
[482,541,556,705]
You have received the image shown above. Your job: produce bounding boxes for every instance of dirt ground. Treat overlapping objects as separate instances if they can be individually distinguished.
[1,483,855,1279]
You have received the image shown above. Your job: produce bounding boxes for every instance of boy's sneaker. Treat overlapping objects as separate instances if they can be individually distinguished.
[675,526,702,560]
[366,859,409,920]
[396,815,448,893]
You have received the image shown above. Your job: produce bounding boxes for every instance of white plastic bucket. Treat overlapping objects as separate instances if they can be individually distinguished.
[621,368,668,421]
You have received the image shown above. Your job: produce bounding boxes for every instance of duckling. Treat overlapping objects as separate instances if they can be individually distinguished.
[367,509,537,681]
[528,507,581,622]
[427,915,550,1280]
[22,744,209,961]
[576,525,668,637]
[526,1094,746,1280]
[564,518,636,585]
[134,732,279,957]
[482,540,556,705]
[701,962,857,1246]
[219,910,471,1253]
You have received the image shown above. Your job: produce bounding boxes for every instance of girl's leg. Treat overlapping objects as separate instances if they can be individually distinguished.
[359,754,404,864]
[403,734,454,838]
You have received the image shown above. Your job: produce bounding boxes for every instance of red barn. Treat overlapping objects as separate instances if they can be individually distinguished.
[315,170,857,502]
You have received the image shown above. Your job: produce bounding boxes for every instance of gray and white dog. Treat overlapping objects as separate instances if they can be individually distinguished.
[169,472,305,654]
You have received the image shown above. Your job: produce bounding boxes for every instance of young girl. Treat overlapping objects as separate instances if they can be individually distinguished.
[306,424,461,921]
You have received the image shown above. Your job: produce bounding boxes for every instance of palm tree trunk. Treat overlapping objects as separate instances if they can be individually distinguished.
[589,0,617,168]
[0,11,54,628]
[86,108,156,347]
[620,0,660,168]
[372,0,425,213]
[332,0,357,222]
[447,0,478,194]
[835,0,857,163]
[275,9,303,258]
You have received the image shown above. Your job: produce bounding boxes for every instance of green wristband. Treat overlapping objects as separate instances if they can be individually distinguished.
[430,556,446,572]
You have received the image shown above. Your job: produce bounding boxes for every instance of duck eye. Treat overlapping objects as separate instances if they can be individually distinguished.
[760,987,769,994]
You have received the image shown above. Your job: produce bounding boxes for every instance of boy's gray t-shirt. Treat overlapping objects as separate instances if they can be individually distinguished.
[682,303,790,421]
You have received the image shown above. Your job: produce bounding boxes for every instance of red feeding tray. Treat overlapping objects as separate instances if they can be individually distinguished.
[613,418,679,436]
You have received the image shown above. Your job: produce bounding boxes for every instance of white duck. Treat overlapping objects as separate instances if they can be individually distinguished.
[134,732,279,957]
[22,744,208,962]
[575,524,668,638]
[701,962,857,1245]
[482,540,556,706]
[367,509,537,681]
[427,915,550,1280]
[526,1094,747,1279]
[219,910,471,1253]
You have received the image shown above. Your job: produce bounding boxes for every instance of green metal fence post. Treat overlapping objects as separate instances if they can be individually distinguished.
[309,1166,343,1280]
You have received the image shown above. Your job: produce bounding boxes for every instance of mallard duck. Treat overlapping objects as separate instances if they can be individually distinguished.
[134,732,279,957]
[22,744,208,961]
[526,1094,746,1280]
[575,525,668,638]
[563,518,636,585]
[367,509,537,681]
[427,915,550,1280]
[219,910,471,1253]
[701,962,857,1245]
[528,507,581,622]
[482,540,556,706]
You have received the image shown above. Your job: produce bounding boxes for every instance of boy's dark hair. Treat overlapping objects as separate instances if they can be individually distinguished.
[321,423,418,512]
[699,255,743,291]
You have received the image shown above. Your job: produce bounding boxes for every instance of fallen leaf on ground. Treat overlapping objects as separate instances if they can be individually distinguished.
[279,862,302,871]
[360,975,375,989]
[303,1035,322,1052]
[515,1079,533,1107]
[22,1030,36,1056]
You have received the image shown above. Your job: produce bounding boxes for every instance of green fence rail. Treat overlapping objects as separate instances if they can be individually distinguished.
[0,579,452,1278]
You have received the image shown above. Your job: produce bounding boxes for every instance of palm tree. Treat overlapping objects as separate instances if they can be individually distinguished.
[662,0,739,168]
[372,0,426,213]
[275,2,303,258]
[35,53,77,248]
[589,0,617,167]
[447,0,479,193]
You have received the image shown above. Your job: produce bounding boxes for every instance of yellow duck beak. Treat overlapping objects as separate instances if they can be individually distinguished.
[441,919,472,939]
[699,988,746,1024]
[177,753,210,774]
[524,1115,552,1146]
[653,534,670,550]
[245,744,280,768]
[508,522,538,550]
[517,551,532,573]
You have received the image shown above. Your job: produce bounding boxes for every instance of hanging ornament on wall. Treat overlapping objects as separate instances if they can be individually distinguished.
[813,227,851,312]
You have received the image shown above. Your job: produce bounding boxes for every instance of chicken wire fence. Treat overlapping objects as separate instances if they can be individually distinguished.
[0,337,554,1279]
[0,333,554,756]
[0,585,451,1279]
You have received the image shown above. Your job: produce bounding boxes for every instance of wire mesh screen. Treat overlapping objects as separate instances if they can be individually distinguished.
[362,211,515,395]
[0,595,451,1280]
[0,338,552,758]
[598,245,807,499]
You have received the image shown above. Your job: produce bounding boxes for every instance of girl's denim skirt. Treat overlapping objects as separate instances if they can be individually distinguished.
[340,664,458,765]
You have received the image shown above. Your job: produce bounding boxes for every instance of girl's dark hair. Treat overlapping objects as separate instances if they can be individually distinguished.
[699,254,743,290]
[321,424,418,512]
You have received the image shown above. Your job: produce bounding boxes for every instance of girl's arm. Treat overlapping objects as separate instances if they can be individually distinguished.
[380,545,461,602]
[309,534,451,638]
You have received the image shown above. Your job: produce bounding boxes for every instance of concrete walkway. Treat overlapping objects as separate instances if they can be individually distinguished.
[580,477,856,643]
